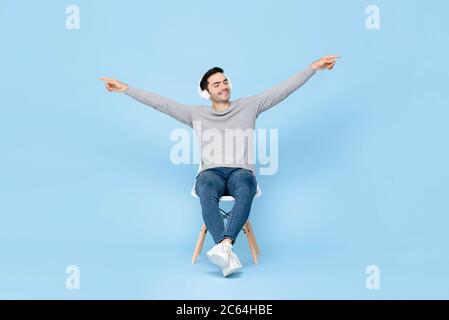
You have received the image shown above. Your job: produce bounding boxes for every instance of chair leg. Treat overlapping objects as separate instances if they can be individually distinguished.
[246,220,261,255]
[192,224,207,264]
[245,223,258,256]
[244,221,258,264]
[246,220,261,262]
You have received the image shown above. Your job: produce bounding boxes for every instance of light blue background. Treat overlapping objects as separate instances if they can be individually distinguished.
[1,0,448,299]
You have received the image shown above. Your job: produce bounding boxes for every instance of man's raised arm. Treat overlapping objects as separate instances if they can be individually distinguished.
[251,55,341,117]
[99,77,195,128]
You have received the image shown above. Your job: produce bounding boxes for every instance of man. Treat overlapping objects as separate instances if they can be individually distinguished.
[99,55,340,277]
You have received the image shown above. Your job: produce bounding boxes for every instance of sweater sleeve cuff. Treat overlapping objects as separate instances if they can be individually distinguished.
[308,64,317,74]
[124,85,134,95]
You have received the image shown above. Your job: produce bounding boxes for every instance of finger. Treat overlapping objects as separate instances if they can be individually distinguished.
[324,56,340,62]
[101,80,113,85]
[99,77,115,82]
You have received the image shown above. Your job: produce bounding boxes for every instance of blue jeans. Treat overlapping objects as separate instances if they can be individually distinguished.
[195,167,257,244]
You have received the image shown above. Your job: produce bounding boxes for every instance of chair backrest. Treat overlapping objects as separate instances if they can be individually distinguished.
[191,164,262,201]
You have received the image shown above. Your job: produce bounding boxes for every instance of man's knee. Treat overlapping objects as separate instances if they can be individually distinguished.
[233,173,257,196]
[195,171,223,197]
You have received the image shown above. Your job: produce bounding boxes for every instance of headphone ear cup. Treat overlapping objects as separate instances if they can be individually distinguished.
[225,74,232,90]
[201,90,210,100]
[198,77,210,100]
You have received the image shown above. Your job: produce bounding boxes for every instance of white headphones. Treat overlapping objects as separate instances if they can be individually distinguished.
[198,74,232,100]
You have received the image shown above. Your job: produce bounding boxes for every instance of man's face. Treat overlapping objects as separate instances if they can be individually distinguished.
[206,73,231,102]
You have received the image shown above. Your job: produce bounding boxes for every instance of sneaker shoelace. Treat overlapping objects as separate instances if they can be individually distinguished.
[222,245,232,258]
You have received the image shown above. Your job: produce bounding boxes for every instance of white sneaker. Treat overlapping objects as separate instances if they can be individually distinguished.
[206,243,231,267]
[222,250,242,277]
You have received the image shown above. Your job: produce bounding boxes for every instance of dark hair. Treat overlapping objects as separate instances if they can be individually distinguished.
[199,67,224,92]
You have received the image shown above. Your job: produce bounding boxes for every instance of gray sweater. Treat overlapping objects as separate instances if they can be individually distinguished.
[125,65,316,175]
